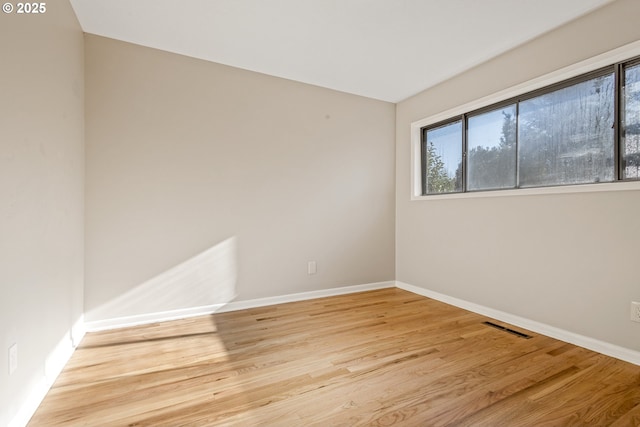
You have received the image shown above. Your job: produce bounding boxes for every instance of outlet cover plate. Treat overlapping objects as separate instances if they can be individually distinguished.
[631,302,640,323]
[307,261,317,275]
[9,343,17,375]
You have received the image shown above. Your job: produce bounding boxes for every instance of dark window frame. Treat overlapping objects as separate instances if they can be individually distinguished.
[421,117,464,195]
[466,102,518,192]
[420,58,639,196]
[620,59,640,181]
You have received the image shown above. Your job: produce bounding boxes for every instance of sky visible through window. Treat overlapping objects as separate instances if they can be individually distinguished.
[428,113,506,178]
[426,121,461,179]
[468,110,507,151]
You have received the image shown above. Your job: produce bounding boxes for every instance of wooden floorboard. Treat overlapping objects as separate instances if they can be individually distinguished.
[28,288,640,426]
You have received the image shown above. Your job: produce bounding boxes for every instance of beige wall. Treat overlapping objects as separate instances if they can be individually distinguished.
[396,0,640,352]
[0,2,85,425]
[84,35,396,322]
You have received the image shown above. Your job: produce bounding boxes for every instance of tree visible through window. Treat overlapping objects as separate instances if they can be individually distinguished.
[467,105,517,191]
[518,74,614,187]
[623,63,640,179]
[423,121,462,194]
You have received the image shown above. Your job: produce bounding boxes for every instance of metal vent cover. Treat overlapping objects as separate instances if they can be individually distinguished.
[483,321,533,339]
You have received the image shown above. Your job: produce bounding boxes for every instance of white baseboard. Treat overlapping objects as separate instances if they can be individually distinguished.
[396,281,640,366]
[216,281,395,313]
[71,315,86,348]
[84,302,230,332]
[9,379,49,427]
[9,316,85,427]
[84,281,396,332]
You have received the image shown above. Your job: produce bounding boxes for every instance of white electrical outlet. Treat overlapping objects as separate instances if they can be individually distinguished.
[308,261,317,275]
[9,343,17,375]
[631,302,640,323]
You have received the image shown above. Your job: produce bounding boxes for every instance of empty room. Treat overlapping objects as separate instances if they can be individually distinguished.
[2,0,640,425]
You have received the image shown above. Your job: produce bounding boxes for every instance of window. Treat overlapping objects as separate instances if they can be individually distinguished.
[422,120,463,194]
[622,62,640,179]
[467,105,516,191]
[419,57,639,196]
[518,73,614,187]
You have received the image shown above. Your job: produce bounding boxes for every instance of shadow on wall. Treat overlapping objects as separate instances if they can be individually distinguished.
[86,237,238,323]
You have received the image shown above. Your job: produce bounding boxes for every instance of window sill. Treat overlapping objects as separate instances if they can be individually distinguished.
[410,180,640,201]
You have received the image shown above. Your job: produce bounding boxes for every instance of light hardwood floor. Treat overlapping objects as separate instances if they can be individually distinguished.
[29,288,640,426]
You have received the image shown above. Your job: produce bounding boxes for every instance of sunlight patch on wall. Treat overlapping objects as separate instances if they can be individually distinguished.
[86,237,237,323]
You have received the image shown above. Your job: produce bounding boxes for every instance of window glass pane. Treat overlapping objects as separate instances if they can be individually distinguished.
[423,121,462,194]
[623,63,640,179]
[467,105,517,191]
[518,74,615,188]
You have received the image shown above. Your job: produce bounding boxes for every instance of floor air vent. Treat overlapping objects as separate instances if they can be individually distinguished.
[483,321,532,339]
